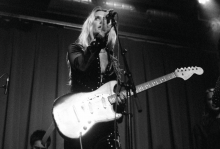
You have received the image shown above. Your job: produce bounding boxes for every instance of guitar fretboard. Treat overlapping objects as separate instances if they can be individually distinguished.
[108,72,176,104]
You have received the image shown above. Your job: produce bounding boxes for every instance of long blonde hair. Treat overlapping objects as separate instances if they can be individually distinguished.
[67,6,117,86]
[77,6,117,50]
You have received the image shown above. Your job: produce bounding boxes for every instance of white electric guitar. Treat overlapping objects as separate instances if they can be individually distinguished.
[52,66,203,139]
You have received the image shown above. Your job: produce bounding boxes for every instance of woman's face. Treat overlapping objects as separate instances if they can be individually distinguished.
[92,10,108,36]
[206,91,220,111]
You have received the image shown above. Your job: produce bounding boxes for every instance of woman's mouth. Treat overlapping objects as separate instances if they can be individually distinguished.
[98,26,102,29]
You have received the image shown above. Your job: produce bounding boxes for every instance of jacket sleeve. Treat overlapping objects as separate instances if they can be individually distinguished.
[67,43,101,71]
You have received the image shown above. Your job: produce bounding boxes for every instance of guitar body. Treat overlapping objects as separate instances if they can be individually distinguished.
[52,80,122,139]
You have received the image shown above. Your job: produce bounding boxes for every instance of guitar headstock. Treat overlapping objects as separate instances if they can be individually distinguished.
[174,66,204,80]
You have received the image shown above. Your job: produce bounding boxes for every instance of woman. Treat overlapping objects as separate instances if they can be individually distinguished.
[193,86,220,149]
[65,6,124,149]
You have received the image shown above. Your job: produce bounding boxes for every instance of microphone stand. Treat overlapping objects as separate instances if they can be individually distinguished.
[111,16,142,149]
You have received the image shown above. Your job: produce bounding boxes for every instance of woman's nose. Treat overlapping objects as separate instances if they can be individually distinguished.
[99,18,103,24]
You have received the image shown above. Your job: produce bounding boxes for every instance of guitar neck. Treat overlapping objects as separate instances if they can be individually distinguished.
[108,72,177,103]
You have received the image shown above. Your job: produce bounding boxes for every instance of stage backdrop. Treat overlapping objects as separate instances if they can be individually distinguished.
[0,23,219,149]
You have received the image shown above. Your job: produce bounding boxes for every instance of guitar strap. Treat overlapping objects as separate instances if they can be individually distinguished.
[41,121,55,146]
[107,48,123,84]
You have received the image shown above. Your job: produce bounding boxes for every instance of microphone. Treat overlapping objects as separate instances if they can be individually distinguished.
[106,10,117,24]
[212,76,220,108]
[4,76,9,95]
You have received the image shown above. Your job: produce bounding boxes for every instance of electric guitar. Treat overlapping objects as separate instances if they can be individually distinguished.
[52,66,203,139]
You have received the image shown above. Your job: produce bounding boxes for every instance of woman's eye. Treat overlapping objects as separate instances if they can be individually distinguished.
[95,16,102,21]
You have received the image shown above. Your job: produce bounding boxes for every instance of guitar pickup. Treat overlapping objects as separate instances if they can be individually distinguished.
[88,102,93,114]
[101,97,107,109]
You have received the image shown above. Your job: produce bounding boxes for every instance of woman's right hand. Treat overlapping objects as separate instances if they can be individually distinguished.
[100,10,112,37]
[90,33,108,50]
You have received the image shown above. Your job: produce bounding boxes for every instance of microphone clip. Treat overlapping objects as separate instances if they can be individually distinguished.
[106,10,117,25]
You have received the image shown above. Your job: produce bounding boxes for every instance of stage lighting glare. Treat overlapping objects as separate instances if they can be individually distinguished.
[210,18,220,32]
[65,0,91,3]
[104,1,134,11]
[198,0,210,4]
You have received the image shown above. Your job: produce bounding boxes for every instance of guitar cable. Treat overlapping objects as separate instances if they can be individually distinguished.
[79,132,84,149]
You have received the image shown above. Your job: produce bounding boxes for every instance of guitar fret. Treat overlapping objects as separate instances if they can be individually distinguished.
[137,86,144,92]
[171,73,176,78]
[162,77,166,81]
[145,84,149,89]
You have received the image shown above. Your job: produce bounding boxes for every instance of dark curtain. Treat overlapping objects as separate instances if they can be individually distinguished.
[0,23,219,149]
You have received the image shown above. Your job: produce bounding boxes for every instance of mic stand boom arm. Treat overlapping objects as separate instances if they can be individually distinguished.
[111,17,142,149]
